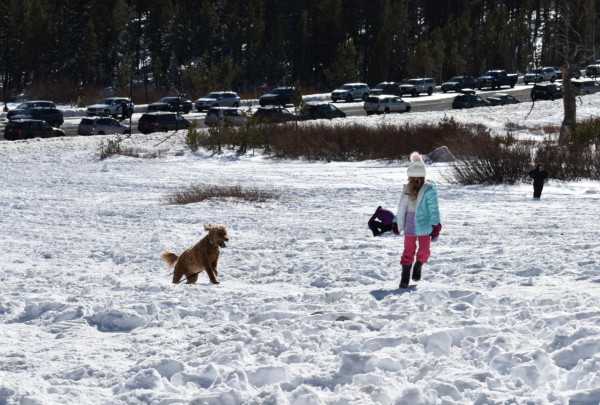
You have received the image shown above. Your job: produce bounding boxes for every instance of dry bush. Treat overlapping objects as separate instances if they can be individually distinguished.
[165,184,280,205]
[98,135,166,159]
[263,117,490,161]
[534,141,599,180]
[504,122,560,136]
[447,140,532,185]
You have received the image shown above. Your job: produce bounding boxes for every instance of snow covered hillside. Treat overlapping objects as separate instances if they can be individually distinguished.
[1,97,599,404]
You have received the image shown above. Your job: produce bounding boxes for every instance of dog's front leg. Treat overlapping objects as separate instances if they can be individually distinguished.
[212,261,219,283]
[204,261,220,284]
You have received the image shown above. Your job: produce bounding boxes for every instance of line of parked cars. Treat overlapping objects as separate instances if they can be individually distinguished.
[5,65,600,140]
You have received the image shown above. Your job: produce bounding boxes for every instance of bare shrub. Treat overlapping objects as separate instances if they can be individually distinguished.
[263,116,490,161]
[165,184,280,205]
[447,139,532,185]
[504,122,560,136]
[573,117,600,146]
[535,141,599,180]
[98,135,166,159]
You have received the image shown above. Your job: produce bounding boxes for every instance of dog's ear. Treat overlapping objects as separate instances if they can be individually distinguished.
[204,223,213,232]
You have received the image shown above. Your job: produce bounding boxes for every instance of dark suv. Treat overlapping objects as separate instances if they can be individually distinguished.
[4,119,65,140]
[530,83,563,101]
[441,76,478,93]
[147,96,193,114]
[452,93,490,109]
[6,100,56,120]
[302,103,346,120]
[253,106,297,123]
[137,113,191,134]
[9,107,64,127]
[259,87,296,106]
[369,82,402,96]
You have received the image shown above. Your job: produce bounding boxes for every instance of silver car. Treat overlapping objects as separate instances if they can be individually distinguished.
[364,95,411,115]
[195,91,241,111]
[331,83,370,102]
[204,107,248,127]
[78,117,131,135]
[86,97,134,118]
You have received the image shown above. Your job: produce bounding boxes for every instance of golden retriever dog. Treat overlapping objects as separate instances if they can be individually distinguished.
[161,224,229,284]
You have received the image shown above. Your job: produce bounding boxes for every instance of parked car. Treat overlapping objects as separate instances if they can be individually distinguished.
[259,87,296,106]
[147,96,192,113]
[86,97,134,118]
[441,76,478,93]
[363,95,411,115]
[567,66,582,79]
[399,78,436,96]
[77,117,131,135]
[6,100,56,120]
[571,79,600,95]
[137,112,191,134]
[523,67,557,84]
[477,70,518,90]
[553,66,582,79]
[451,93,490,109]
[253,106,298,123]
[10,107,64,127]
[204,107,248,127]
[301,103,346,120]
[4,119,65,140]
[585,61,600,77]
[369,81,402,96]
[486,93,520,106]
[194,91,241,111]
[330,83,370,102]
[530,83,563,101]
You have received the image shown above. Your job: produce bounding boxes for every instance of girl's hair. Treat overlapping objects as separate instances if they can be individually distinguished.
[406,177,425,201]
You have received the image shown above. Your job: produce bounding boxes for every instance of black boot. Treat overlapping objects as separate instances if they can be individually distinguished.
[412,261,423,281]
[399,265,411,288]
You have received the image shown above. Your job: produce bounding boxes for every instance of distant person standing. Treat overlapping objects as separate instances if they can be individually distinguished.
[529,163,548,200]
[121,100,128,120]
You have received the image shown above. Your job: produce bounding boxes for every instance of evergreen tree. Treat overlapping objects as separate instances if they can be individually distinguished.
[324,39,359,86]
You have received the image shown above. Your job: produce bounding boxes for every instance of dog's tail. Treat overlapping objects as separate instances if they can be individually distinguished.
[161,251,179,267]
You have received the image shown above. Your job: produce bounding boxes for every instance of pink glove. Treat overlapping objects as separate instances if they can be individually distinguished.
[430,223,442,241]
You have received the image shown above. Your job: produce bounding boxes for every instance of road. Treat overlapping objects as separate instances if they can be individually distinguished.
[1,85,535,139]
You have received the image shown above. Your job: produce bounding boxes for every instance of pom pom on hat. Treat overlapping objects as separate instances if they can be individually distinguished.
[407,151,426,177]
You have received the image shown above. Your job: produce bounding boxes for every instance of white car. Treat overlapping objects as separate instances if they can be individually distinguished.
[331,83,370,102]
[364,95,411,115]
[400,78,436,96]
[86,97,134,118]
[194,91,241,111]
[204,107,248,127]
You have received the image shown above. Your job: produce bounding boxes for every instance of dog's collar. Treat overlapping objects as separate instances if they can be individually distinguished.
[208,238,218,249]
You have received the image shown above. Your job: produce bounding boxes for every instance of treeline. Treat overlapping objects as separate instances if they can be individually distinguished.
[0,0,597,101]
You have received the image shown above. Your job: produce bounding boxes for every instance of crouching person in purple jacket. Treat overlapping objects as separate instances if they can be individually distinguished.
[393,152,442,289]
[368,206,395,236]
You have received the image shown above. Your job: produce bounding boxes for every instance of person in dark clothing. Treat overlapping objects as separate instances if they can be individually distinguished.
[368,206,395,236]
[529,163,548,200]
[121,101,128,120]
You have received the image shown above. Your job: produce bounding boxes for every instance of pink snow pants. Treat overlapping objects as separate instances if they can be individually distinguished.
[401,236,431,265]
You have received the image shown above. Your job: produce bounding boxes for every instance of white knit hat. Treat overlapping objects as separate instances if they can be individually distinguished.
[406,152,426,177]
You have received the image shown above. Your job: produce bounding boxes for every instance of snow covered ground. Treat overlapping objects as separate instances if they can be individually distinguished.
[1,96,600,405]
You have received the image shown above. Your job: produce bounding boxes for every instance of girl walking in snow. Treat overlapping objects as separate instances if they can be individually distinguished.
[393,152,442,289]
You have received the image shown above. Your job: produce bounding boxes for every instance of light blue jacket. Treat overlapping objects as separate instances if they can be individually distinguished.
[393,180,440,236]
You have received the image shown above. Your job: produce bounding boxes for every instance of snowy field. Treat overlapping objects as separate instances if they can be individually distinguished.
[1,96,600,405]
